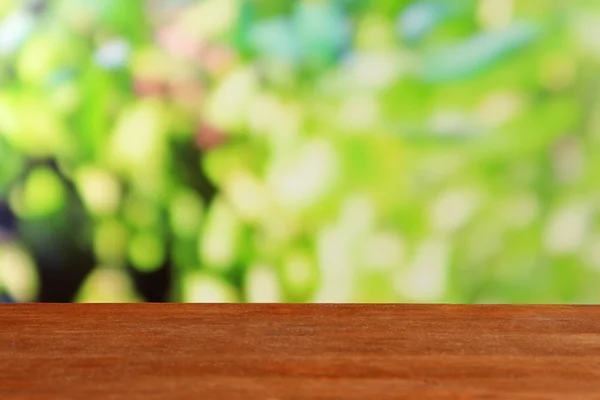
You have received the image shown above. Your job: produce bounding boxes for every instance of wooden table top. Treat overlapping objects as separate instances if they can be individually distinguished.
[1,304,600,399]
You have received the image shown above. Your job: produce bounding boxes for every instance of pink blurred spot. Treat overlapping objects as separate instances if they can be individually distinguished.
[199,45,237,75]
[157,25,202,60]
[195,123,228,151]
[134,79,168,97]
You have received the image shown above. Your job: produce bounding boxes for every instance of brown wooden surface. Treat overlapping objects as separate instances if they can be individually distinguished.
[1,304,600,399]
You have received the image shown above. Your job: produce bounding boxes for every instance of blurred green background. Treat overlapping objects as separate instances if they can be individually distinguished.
[1,0,600,303]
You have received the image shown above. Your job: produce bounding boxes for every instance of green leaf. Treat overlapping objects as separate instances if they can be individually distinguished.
[248,18,298,62]
[19,167,67,218]
[397,0,456,44]
[420,21,541,83]
[128,231,166,273]
[96,0,147,43]
[0,137,22,195]
[293,0,350,66]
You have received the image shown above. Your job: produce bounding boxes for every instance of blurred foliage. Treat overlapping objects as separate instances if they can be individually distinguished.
[2,0,600,303]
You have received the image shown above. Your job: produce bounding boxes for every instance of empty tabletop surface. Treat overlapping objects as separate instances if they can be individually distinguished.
[1,304,600,399]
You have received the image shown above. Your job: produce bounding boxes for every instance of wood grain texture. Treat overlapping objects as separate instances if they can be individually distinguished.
[1,304,600,399]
